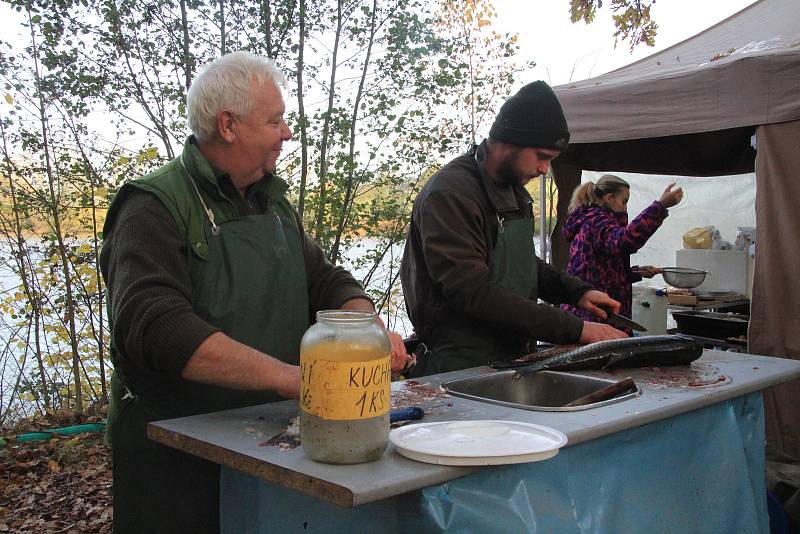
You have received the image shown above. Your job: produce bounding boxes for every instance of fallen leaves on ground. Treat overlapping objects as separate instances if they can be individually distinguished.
[0,411,112,533]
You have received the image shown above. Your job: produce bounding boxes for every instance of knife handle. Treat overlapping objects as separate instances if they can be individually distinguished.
[390,407,424,423]
[563,377,637,407]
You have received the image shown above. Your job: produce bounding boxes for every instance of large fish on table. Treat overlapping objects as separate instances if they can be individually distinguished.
[513,335,703,379]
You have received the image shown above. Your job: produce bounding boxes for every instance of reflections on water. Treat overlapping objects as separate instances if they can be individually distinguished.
[346,236,543,338]
[0,235,543,418]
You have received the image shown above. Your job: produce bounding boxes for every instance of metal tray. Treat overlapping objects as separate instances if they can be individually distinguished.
[672,310,749,339]
[441,370,641,412]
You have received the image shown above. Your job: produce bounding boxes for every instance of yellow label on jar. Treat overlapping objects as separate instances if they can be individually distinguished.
[300,357,391,420]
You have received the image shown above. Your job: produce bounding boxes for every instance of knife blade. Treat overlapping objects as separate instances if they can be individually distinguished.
[605,310,648,332]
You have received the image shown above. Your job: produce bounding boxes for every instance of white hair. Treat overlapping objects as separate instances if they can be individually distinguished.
[187,51,286,141]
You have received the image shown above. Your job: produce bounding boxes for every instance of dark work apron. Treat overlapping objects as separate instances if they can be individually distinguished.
[418,212,538,376]
[109,164,309,533]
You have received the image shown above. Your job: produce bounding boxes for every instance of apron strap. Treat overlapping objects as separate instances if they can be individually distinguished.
[179,154,220,236]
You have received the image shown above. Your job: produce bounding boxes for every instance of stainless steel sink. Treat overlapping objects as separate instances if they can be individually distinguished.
[441,370,641,411]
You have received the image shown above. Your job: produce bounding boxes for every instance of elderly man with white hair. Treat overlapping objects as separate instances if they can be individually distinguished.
[100,52,410,533]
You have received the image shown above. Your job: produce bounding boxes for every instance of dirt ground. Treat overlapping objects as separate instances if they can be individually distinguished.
[0,412,112,533]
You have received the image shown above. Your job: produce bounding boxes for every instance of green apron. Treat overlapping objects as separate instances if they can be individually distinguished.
[419,211,538,376]
[109,164,309,533]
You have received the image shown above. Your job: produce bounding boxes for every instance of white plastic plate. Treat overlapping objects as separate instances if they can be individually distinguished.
[389,420,568,466]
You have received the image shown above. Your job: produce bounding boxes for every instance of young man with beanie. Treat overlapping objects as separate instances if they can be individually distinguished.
[400,81,627,376]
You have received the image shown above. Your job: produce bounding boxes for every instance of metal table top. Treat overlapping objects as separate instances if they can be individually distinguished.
[149,350,800,507]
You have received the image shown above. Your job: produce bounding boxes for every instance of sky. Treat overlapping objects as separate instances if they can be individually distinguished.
[491,0,759,88]
[1,1,760,133]
[0,0,761,157]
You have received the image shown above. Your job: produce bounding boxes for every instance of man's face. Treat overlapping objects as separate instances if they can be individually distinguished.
[496,145,561,186]
[230,79,292,187]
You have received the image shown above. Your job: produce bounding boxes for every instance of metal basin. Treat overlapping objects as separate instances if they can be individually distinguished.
[441,370,641,412]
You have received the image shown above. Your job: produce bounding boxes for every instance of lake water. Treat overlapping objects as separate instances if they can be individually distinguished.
[0,235,543,421]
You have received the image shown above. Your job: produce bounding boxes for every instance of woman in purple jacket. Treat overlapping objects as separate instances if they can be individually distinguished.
[562,174,684,328]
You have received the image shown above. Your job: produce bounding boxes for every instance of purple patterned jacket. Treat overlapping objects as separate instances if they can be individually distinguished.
[561,201,668,326]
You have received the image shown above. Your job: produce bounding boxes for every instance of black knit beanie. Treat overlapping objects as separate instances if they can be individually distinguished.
[489,81,570,150]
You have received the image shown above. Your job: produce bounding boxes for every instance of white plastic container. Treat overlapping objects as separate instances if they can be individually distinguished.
[632,286,668,335]
[675,249,748,295]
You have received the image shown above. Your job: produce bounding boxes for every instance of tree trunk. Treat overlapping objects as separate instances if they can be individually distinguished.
[107,0,175,159]
[218,0,227,55]
[62,114,109,405]
[296,0,309,219]
[26,3,83,413]
[261,0,273,57]
[313,0,344,244]
[330,0,378,264]
[0,111,50,412]
[90,182,108,404]
[179,0,193,89]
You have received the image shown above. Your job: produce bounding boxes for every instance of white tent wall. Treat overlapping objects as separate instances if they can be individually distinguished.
[579,171,756,270]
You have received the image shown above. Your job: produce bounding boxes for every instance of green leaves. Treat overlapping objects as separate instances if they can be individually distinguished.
[569,0,658,50]
[611,1,658,49]
[570,0,599,24]
[0,0,530,422]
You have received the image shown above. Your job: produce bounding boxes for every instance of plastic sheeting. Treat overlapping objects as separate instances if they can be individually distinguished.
[221,393,767,533]
[580,170,756,274]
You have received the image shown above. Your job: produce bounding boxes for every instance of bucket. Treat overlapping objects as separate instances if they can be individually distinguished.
[632,286,668,335]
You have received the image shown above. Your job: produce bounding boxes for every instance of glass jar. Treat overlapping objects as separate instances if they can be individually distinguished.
[299,310,392,464]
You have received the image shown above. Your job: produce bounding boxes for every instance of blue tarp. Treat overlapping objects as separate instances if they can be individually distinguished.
[221,393,767,533]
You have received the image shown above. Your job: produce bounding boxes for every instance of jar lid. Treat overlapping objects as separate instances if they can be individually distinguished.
[390,420,567,466]
[316,310,376,324]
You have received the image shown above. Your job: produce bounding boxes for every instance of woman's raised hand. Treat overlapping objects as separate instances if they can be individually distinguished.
[632,265,661,278]
[659,182,684,208]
